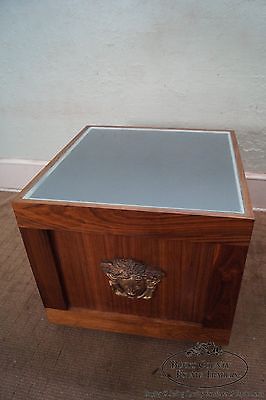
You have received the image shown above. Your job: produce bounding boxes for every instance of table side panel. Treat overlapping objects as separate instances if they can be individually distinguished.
[20,228,67,310]
[49,230,248,329]
[203,244,249,329]
[51,231,218,322]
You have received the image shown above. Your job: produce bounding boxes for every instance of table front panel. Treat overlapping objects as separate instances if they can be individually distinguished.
[51,230,221,323]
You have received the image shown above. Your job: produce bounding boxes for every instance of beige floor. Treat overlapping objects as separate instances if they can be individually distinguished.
[0,191,265,399]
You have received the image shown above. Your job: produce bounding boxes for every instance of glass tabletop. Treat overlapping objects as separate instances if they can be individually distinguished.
[24,127,244,214]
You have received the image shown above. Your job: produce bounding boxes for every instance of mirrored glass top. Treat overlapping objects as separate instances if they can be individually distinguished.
[24,127,244,214]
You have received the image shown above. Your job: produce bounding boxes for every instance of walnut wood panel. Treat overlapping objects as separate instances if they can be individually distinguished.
[203,244,249,329]
[46,308,230,344]
[50,231,213,322]
[20,228,67,309]
[13,202,253,245]
[48,230,246,329]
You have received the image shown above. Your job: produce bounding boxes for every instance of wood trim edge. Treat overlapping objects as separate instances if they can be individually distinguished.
[229,132,254,218]
[46,307,230,344]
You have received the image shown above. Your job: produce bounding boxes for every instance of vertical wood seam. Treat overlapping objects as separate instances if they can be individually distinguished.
[47,230,69,309]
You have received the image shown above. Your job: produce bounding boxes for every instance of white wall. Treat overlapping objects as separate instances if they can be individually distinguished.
[1,0,266,172]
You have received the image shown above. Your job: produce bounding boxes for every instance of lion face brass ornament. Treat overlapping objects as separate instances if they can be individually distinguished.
[101,258,165,300]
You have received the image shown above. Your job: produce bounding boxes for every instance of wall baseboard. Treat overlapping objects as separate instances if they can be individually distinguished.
[246,173,266,211]
[0,159,47,191]
[245,172,266,181]
[0,158,265,210]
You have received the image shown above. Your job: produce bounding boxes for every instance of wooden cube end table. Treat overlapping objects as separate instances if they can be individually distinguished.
[13,126,254,344]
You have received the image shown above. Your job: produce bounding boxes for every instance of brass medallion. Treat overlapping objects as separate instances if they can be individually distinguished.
[101,258,165,300]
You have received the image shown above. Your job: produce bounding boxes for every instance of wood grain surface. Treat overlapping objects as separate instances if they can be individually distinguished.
[48,231,249,331]
[50,231,216,322]
[13,202,253,245]
[46,307,231,344]
[20,228,67,310]
[203,244,249,329]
